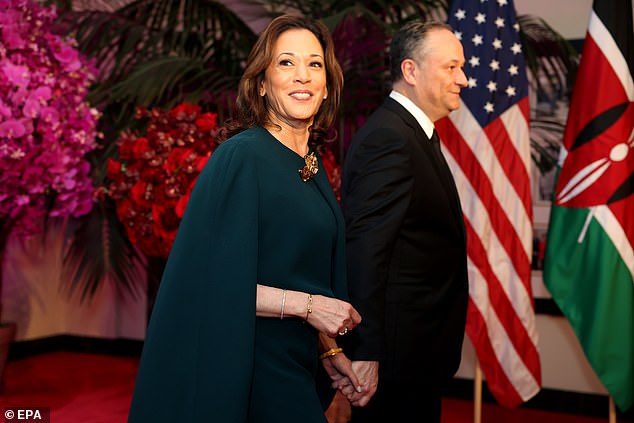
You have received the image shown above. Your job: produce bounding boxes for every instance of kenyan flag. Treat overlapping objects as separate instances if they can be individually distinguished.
[544,0,633,412]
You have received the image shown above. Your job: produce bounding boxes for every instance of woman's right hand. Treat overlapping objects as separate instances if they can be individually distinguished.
[255,285,361,337]
[306,295,361,338]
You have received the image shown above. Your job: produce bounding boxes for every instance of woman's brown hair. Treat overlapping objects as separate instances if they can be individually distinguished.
[218,15,343,145]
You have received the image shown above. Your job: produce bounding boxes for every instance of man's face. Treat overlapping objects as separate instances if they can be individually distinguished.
[414,29,468,122]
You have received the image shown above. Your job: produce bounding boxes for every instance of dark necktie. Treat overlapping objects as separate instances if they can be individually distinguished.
[430,129,461,205]
[430,129,445,165]
[429,129,466,239]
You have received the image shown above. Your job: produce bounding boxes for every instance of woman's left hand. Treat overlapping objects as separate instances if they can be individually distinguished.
[321,352,363,395]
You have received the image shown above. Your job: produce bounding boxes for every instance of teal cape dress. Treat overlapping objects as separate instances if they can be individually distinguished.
[128,127,348,422]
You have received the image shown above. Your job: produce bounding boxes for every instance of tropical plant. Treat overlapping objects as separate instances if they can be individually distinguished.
[58,0,257,131]
[518,14,579,174]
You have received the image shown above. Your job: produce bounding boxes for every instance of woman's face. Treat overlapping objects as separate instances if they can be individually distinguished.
[261,28,328,129]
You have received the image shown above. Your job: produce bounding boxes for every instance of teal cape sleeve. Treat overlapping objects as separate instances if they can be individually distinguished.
[128,134,260,422]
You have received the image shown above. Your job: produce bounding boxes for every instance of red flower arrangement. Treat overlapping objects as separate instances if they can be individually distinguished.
[105,103,218,258]
[319,146,342,201]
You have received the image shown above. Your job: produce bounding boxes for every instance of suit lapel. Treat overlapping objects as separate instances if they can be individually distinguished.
[383,99,465,240]
[433,137,467,242]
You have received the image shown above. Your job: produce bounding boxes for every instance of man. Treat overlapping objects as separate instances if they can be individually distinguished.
[340,20,469,422]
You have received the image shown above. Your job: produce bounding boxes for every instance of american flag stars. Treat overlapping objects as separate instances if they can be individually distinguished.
[451,1,528,125]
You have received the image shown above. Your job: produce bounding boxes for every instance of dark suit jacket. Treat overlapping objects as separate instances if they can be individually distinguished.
[341,97,468,388]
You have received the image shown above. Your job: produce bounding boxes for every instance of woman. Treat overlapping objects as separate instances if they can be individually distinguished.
[128,15,362,422]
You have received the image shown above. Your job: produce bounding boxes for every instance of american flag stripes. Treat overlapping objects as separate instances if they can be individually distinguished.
[436,0,542,407]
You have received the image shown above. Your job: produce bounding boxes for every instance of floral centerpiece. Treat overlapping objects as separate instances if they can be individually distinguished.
[0,0,100,237]
[105,103,218,258]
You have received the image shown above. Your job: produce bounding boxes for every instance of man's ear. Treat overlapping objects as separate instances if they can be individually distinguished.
[401,59,418,85]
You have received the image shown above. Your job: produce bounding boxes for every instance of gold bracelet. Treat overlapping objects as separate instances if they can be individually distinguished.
[319,347,343,360]
[305,294,313,321]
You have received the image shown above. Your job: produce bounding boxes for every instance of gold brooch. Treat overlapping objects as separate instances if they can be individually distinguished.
[298,151,319,182]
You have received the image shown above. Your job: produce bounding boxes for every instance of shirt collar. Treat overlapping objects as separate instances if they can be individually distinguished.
[389,90,435,140]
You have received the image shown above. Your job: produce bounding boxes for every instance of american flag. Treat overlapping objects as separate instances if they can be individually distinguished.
[436,0,542,407]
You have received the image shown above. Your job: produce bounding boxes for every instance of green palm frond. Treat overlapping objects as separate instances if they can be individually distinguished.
[60,0,256,131]
[518,15,579,175]
[67,0,255,78]
[89,55,240,128]
[62,202,144,303]
[518,14,579,101]
[530,114,565,174]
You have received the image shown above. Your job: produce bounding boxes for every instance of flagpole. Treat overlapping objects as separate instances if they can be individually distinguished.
[609,396,616,423]
[474,360,482,423]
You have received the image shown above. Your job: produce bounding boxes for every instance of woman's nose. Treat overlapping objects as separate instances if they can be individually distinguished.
[294,63,310,83]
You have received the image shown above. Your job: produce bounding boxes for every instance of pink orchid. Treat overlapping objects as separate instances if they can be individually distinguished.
[0,0,99,237]
[2,62,30,87]
[0,100,11,117]
[28,86,52,103]
[39,107,60,124]
[23,99,41,118]
[0,120,26,138]
[1,24,25,50]
[52,43,81,72]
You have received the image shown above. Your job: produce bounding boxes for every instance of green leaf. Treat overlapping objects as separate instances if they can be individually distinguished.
[62,202,145,303]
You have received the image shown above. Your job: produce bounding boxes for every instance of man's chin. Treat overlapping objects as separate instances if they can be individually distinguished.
[449,102,461,112]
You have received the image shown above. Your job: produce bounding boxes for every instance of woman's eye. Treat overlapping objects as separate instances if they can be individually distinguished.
[279,59,293,66]
[310,61,324,68]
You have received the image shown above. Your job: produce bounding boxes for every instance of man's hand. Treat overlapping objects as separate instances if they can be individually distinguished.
[339,360,379,407]
[321,353,363,394]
